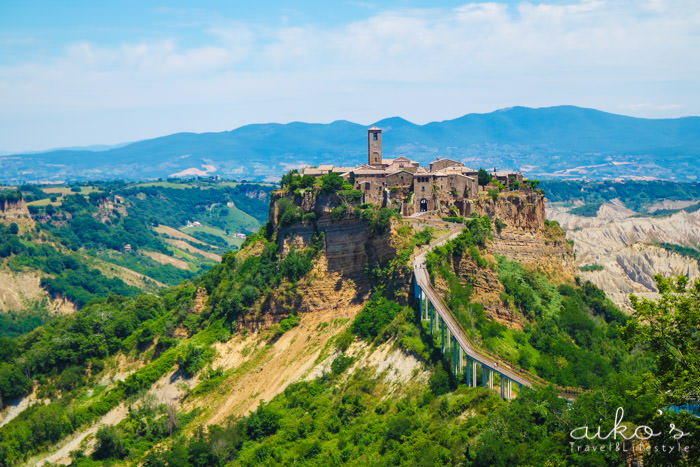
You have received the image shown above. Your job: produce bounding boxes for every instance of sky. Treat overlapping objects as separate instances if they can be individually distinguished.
[0,0,699,153]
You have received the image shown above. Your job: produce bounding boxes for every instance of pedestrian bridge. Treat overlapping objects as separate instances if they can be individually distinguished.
[412,229,538,400]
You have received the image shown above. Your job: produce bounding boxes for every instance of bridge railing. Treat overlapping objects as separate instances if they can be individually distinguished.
[416,273,584,398]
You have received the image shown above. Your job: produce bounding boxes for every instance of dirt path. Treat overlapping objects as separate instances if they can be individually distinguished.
[33,404,128,466]
[155,225,213,247]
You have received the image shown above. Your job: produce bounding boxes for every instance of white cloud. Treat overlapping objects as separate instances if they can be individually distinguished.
[0,0,699,151]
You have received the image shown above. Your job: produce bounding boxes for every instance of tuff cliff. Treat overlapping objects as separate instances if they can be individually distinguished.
[430,191,576,328]
[269,190,399,285]
[269,188,575,330]
[472,191,576,281]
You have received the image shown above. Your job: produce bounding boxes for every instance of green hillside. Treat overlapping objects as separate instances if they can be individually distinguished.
[0,179,273,338]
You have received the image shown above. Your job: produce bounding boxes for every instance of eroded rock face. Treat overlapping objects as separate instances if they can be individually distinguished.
[271,191,398,283]
[468,192,546,232]
[478,192,577,283]
[547,203,700,310]
[437,192,576,327]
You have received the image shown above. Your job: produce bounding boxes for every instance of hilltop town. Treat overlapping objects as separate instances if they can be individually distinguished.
[303,127,526,216]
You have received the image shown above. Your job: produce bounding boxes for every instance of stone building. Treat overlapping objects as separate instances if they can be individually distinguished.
[303,127,523,216]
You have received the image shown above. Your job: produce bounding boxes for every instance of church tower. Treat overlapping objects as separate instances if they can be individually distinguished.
[368,127,382,166]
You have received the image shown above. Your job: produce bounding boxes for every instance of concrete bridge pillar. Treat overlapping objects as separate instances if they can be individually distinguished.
[429,304,434,336]
[465,358,471,386]
[500,377,506,399]
[507,380,512,400]
[488,368,494,390]
[452,337,458,374]
[440,318,445,353]
[472,361,477,387]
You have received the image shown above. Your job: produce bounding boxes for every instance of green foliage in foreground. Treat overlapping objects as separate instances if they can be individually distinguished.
[624,275,700,404]
[137,309,696,467]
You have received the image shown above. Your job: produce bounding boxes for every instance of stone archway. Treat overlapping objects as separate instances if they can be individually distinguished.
[419,198,428,212]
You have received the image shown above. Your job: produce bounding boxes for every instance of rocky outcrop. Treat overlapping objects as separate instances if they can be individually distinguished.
[0,198,34,233]
[467,191,546,232]
[442,253,524,328]
[474,192,577,283]
[271,191,398,284]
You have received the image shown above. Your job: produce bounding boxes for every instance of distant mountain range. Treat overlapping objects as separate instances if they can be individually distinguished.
[2,106,699,184]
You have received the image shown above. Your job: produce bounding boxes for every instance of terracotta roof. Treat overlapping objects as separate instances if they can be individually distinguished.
[353,169,387,175]
[303,168,330,176]
[430,158,463,165]
[386,170,414,177]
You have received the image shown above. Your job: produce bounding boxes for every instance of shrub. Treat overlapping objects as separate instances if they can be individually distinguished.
[320,172,344,195]
[93,426,127,460]
[178,345,211,378]
[351,294,402,339]
[245,404,280,440]
[276,198,301,228]
[488,188,499,201]
[331,355,355,375]
[494,218,506,234]
[330,203,348,221]
[477,169,492,187]
[279,314,300,332]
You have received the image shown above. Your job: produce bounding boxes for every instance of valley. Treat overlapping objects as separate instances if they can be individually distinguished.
[0,179,272,337]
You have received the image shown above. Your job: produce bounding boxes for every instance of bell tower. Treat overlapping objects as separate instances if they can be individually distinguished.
[368,127,382,166]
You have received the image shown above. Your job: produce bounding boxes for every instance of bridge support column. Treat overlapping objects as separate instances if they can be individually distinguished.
[465,358,471,386]
[419,293,423,319]
[459,347,463,372]
[489,369,493,390]
[482,366,488,387]
[452,337,458,375]
[500,377,505,399]
[472,361,477,387]
[507,380,512,400]
[429,305,434,336]
[440,318,445,354]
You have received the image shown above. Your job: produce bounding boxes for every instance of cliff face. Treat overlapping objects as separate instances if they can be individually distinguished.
[0,199,34,233]
[467,191,546,231]
[474,192,576,283]
[270,191,397,284]
[267,189,574,329]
